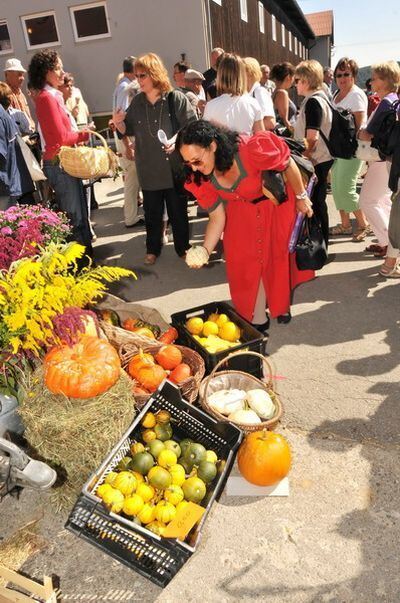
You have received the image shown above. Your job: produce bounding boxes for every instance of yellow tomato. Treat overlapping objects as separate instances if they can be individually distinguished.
[216,314,229,327]
[219,321,239,342]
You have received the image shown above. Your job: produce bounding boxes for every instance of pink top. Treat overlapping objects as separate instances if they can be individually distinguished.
[35,88,88,160]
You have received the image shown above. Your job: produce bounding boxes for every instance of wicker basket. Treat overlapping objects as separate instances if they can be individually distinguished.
[97,296,171,349]
[59,130,118,180]
[119,341,205,407]
[199,351,283,432]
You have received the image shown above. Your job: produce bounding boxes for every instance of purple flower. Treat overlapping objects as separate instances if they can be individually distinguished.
[0,226,12,235]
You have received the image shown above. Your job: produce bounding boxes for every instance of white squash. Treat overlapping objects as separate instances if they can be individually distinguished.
[208,389,246,416]
[228,409,261,425]
[246,389,275,419]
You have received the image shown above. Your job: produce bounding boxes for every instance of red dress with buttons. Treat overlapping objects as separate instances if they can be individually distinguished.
[185,131,314,321]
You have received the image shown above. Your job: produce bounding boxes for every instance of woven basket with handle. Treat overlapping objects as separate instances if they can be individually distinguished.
[59,130,118,180]
[199,351,283,432]
[119,341,205,407]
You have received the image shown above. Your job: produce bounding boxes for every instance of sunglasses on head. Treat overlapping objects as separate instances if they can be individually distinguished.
[336,72,351,78]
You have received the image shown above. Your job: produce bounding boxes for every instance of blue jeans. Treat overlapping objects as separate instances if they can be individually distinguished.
[43,161,92,253]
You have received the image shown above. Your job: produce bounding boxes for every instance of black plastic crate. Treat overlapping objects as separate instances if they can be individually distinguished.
[171,301,265,378]
[66,381,243,588]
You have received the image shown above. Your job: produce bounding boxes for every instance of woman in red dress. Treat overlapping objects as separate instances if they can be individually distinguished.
[176,120,314,331]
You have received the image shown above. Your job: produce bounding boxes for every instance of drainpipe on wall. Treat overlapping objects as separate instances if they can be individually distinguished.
[201,0,213,69]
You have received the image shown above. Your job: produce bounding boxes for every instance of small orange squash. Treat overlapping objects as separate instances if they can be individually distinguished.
[169,362,191,384]
[237,430,291,486]
[128,351,155,379]
[44,336,120,399]
[155,344,182,370]
[136,364,166,392]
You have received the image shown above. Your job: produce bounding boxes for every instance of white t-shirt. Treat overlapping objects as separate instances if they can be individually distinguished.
[203,93,262,135]
[249,82,275,118]
[333,85,367,125]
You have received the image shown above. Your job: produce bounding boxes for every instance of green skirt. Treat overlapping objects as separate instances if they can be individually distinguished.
[331,157,364,213]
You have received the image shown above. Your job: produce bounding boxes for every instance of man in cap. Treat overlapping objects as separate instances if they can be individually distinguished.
[184,69,206,116]
[4,58,34,131]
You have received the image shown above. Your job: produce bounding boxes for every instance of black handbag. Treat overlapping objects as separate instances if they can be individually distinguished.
[295,215,327,270]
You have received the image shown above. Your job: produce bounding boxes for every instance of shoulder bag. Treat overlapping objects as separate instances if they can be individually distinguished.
[295,215,327,271]
[16,135,46,182]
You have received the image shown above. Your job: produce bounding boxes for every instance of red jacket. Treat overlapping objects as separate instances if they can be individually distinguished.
[35,89,89,160]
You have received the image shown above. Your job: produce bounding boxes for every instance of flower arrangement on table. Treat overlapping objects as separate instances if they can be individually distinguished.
[0,238,135,398]
[0,205,71,271]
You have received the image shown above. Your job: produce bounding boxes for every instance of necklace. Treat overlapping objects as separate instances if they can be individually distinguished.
[145,97,164,138]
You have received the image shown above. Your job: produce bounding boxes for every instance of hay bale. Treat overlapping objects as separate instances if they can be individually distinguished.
[0,521,47,580]
[19,367,135,510]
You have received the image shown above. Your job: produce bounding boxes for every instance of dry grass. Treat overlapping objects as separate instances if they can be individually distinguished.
[0,520,47,583]
[18,368,136,510]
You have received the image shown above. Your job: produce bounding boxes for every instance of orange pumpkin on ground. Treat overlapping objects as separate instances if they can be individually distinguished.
[169,362,191,384]
[237,431,291,486]
[136,364,166,392]
[128,351,155,379]
[155,344,182,370]
[44,336,121,399]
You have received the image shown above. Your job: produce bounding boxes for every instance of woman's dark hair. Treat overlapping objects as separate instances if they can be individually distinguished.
[28,49,59,90]
[334,57,359,78]
[270,62,295,83]
[176,120,240,185]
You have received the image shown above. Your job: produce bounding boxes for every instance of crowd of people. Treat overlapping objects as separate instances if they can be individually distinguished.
[0,47,399,332]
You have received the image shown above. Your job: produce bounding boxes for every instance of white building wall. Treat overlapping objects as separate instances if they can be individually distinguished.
[0,0,209,115]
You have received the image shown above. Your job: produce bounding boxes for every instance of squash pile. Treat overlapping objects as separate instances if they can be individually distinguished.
[95,409,220,536]
[186,313,242,354]
[208,388,276,425]
[127,345,192,395]
[96,308,178,343]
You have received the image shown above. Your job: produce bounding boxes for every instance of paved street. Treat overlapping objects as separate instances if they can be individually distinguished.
[3,176,400,602]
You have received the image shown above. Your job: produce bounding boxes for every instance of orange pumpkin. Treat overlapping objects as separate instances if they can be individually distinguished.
[169,362,191,384]
[237,431,291,486]
[128,351,155,379]
[44,335,121,399]
[155,344,182,370]
[136,364,166,392]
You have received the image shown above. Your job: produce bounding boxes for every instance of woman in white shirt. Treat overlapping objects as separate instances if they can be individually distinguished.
[243,57,276,131]
[330,57,369,240]
[203,53,264,135]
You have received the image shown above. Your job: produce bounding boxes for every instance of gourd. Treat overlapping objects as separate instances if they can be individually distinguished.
[208,389,246,416]
[237,430,291,486]
[44,335,120,398]
[169,363,192,383]
[228,409,261,425]
[136,363,166,392]
[246,389,275,419]
[155,344,182,370]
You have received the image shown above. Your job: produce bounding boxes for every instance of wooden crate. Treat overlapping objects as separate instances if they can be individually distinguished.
[0,565,58,602]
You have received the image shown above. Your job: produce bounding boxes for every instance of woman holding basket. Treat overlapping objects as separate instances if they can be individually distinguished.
[28,50,92,259]
[176,120,314,332]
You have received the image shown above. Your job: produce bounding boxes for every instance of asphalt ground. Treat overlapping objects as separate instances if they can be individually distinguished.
[2,176,399,602]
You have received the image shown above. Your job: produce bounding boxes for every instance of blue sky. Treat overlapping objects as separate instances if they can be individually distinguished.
[297,0,400,67]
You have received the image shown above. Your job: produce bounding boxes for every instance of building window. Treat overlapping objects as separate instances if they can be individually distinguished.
[294,37,298,55]
[0,20,12,54]
[240,0,248,22]
[271,14,277,41]
[21,11,60,50]
[281,23,285,47]
[212,0,222,3]
[70,2,111,42]
[288,31,292,52]
[258,2,265,33]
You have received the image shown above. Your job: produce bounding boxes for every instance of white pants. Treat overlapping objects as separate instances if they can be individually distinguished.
[359,161,398,255]
[115,136,140,226]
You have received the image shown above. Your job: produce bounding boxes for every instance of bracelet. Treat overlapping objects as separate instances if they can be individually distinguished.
[295,191,308,200]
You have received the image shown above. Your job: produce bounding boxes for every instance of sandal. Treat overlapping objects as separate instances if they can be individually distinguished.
[379,262,400,278]
[365,244,387,255]
[329,224,353,236]
[144,254,157,265]
[352,226,371,242]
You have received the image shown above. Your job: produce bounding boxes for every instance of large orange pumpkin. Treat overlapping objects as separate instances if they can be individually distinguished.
[155,344,182,370]
[44,336,121,399]
[136,364,166,392]
[237,430,291,486]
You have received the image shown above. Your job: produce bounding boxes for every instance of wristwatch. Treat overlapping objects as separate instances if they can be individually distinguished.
[295,191,308,200]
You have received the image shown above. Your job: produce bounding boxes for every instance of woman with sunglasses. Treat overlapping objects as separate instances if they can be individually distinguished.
[112,53,196,265]
[330,57,369,240]
[176,120,314,332]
